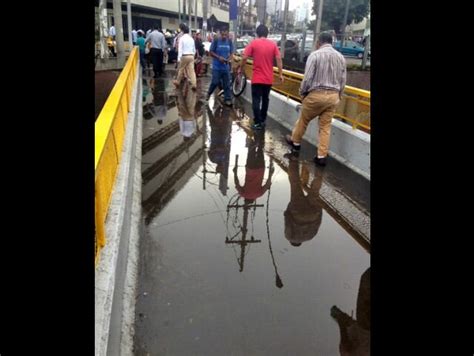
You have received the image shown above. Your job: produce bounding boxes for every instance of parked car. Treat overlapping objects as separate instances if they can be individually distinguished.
[333,40,370,59]
[235,39,249,55]
[302,40,314,62]
[203,39,249,56]
[276,39,299,60]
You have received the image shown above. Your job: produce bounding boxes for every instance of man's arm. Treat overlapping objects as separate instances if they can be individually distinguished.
[299,53,317,98]
[209,50,225,63]
[339,57,347,100]
[225,41,234,62]
[274,45,284,83]
[276,57,284,83]
[209,41,226,63]
[178,37,183,62]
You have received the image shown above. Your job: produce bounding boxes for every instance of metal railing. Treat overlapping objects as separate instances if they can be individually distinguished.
[95,47,139,266]
[243,59,370,132]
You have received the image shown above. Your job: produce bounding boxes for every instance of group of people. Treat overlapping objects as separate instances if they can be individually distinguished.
[149,26,346,242]
[207,25,345,168]
[153,22,346,168]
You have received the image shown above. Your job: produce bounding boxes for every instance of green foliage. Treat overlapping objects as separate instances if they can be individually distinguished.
[312,0,369,34]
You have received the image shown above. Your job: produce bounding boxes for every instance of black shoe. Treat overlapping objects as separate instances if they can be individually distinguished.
[252,122,265,130]
[313,156,327,166]
[285,134,301,152]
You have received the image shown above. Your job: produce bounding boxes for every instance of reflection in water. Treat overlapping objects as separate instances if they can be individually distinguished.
[331,267,370,356]
[207,104,232,196]
[142,78,155,120]
[218,119,283,288]
[284,159,323,247]
[142,78,175,124]
[142,81,205,225]
[137,80,370,354]
[225,129,273,273]
[153,91,168,125]
[176,87,202,141]
[233,131,273,203]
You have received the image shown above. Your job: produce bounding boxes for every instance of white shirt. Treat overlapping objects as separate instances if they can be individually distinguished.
[145,30,167,49]
[131,30,137,42]
[109,26,116,37]
[178,34,196,62]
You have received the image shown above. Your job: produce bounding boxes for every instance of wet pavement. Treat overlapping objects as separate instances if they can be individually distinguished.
[135,66,370,356]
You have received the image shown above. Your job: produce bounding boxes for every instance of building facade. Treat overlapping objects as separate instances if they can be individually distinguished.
[95,0,230,38]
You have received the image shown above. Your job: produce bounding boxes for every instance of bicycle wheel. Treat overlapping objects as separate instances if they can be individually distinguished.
[232,72,247,97]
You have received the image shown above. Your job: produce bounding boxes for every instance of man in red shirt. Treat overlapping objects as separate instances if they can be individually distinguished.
[239,25,284,130]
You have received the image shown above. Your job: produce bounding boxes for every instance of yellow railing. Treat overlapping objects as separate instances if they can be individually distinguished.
[95,47,139,266]
[243,59,370,132]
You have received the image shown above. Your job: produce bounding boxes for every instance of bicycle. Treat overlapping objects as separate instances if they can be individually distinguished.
[230,53,247,97]
[231,66,247,97]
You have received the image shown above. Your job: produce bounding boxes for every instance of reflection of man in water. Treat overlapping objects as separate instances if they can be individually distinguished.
[284,160,324,246]
[176,87,198,140]
[331,267,370,356]
[208,105,232,175]
[233,132,274,204]
[142,79,156,120]
[153,91,168,125]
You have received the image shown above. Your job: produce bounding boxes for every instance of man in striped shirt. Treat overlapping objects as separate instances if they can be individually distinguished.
[285,32,346,166]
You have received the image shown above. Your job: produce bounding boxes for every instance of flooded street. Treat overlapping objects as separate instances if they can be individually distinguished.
[135,68,370,356]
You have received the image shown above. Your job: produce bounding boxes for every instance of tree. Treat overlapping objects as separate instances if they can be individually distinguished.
[312,0,369,34]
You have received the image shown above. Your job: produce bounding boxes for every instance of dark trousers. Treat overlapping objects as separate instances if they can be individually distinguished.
[251,84,272,124]
[208,69,231,101]
[139,50,146,71]
[150,48,163,77]
[109,45,116,57]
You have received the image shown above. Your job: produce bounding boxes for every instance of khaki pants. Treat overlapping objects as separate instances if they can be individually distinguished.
[176,55,197,87]
[291,90,340,158]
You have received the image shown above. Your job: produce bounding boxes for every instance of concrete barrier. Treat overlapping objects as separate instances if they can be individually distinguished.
[241,81,370,180]
[95,65,142,356]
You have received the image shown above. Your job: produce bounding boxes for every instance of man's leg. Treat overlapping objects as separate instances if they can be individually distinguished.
[151,49,159,77]
[221,70,231,101]
[157,49,164,75]
[316,93,339,158]
[260,84,272,123]
[291,93,322,144]
[251,84,263,124]
[175,60,187,84]
[139,51,146,71]
[207,70,221,97]
[185,56,197,88]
